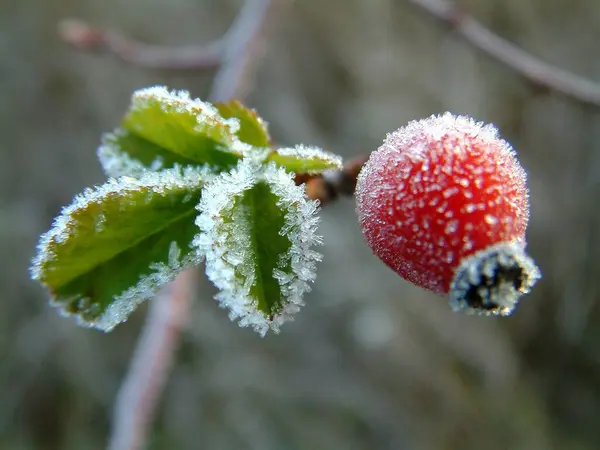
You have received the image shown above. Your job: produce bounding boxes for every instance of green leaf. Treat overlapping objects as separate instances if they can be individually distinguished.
[194,159,323,336]
[98,128,197,178]
[267,144,343,174]
[30,168,206,331]
[215,100,271,147]
[122,86,241,169]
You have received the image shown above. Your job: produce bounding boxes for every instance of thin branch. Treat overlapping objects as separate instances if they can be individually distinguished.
[409,0,600,107]
[209,0,286,102]
[108,269,198,450]
[300,154,370,204]
[58,18,222,70]
[105,1,283,450]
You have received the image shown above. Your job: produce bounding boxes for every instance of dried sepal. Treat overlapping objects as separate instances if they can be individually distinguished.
[449,242,541,316]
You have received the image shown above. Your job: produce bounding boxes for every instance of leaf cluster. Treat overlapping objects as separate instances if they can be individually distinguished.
[31,86,343,335]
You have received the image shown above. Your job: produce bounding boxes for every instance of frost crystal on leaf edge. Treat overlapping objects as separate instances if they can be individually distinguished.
[30,166,208,331]
[193,159,322,336]
[93,240,200,331]
[132,85,241,148]
[97,129,165,178]
[275,144,343,172]
[99,86,276,177]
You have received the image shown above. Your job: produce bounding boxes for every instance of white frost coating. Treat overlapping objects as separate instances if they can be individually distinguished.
[275,144,343,172]
[134,85,232,137]
[193,159,322,336]
[131,86,270,162]
[30,165,207,281]
[380,112,512,162]
[30,166,208,332]
[98,130,165,178]
[132,85,218,118]
[93,241,201,331]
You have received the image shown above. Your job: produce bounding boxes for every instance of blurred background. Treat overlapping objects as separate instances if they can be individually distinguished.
[2,0,600,448]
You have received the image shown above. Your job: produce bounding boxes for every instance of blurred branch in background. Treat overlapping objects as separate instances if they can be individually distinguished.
[59,0,600,107]
[58,0,284,78]
[58,19,223,71]
[409,0,600,107]
[108,269,199,450]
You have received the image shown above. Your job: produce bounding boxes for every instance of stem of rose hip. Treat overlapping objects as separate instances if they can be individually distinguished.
[298,153,370,204]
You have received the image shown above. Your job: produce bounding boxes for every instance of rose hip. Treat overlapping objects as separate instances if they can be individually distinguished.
[356,113,540,315]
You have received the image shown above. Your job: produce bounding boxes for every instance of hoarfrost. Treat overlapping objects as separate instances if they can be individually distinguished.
[193,159,322,336]
[132,86,218,118]
[30,166,207,330]
[31,165,206,280]
[131,85,263,162]
[98,129,164,178]
[381,112,507,161]
[93,241,201,331]
[274,144,343,172]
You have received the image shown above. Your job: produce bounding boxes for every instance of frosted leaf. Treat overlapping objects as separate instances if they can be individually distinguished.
[193,159,322,336]
[268,144,343,174]
[94,241,198,331]
[122,85,242,170]
[30,166,206,331]
[97,128,206,178]
[215,100,271,147]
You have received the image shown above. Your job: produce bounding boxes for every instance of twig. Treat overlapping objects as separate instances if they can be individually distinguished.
[108,269,197,450]
[300,154,370,204]
[209,0,285,102]
[409,0,600,107]
[58,18,223,71]
[105,2,283,449]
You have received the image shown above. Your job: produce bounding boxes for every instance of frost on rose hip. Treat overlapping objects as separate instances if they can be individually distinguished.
[356,112,540,316]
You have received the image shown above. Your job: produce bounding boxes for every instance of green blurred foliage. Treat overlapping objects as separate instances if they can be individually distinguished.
[1,0,600,449]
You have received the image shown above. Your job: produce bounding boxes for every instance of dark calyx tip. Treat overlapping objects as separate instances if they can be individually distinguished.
[449,242,541,316]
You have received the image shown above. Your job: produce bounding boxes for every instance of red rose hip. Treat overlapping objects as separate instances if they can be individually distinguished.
[356,112,540,315]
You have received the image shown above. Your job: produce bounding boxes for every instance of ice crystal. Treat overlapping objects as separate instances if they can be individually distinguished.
[356,112,530,294]
[193,159,322,336]
[274,144,343,172]
[31,166,206,282]
[132,86,219,119]
[98,130,164,178]
[94,241,200,331]
[30,166,207,331]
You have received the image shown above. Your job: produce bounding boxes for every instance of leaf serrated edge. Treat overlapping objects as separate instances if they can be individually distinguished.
[270,144,343,173]
[92,240,200,331]
[115,85,272,171]
[30,165,208,281]
[193,159,322,336]
[98,129,166,178]
[131,86,245,153]
[30,166,210,330]
[131,86,223,124]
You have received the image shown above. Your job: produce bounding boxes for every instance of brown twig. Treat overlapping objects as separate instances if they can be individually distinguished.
[108,269,198,450]
[104,2,283,449]
[58,18,223,71]
[209,0,285,102]
[408,0,600,107]
[300,154,370,204]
